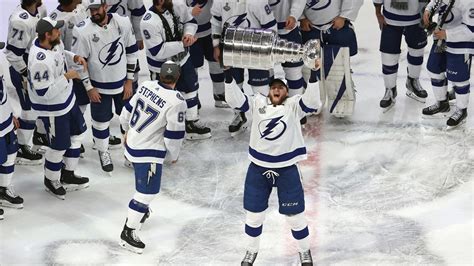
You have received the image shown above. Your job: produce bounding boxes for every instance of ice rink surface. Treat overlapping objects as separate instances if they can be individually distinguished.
[0,0,473,265]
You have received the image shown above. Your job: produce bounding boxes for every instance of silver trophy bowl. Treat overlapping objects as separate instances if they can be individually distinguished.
[222,26,320,70]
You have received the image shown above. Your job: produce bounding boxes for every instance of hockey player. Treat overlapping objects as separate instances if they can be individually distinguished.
[373,0,429,110]
[106,0,146,49]
[186,0,228,108]
[119,61,187,254]
[4,0,45,164]
[141,0,211,140]
[72,0,139,172]
[0,42,24,211]
[211,0,278,135]
[225,71,322,264]
[422,0,473,127]
[269,0,306,96]
[28,17,90,199]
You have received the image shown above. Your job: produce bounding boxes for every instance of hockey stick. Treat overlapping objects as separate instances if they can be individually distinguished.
[424,0,443,35]
[434,0,455,53]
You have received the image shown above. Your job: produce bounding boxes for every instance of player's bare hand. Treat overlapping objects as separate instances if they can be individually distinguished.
[73,55,88,72]
[285,16,297,30]
[182,34,196,47]
[300,18,312,32]
[332,16,346,30]
[376,13,386,30]
[192,5,203,17]
[123,131,128,145]
[422,10,431,28]
[123,80,133,100]
[314,59,321,70]
[87,88,101,103]
[434,29,447,40]
[137,40,144,50]
[213,46,221,63]
[12,117,20,129]
[64,70,80,80]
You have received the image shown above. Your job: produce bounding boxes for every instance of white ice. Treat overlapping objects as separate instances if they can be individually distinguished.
[0,0,473,265]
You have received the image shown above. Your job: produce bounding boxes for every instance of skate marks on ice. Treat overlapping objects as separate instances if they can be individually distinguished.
[315,120,472,265]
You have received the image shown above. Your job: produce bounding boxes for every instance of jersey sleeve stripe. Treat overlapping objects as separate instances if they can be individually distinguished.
[149,42,164,56]
[164,130,185,139]
[126,44,139,54]
[298,98,317,113]
[6,44,26,56]
[0,114,13,132]
[31,90,74,112]
[131,6,146,16]
[125,144,167,159]
[261,19,277,29]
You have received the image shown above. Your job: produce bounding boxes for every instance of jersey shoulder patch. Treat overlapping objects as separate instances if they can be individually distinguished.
[36,52,46,61]
[143,13,152,21]
[176,92,184,101]
[50,12,58,20]
[77,20,86,27]
[19,12,29,20]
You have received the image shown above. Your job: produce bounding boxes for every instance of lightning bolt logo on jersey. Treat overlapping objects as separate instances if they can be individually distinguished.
[99,37,124,68]
[258,115,287,141]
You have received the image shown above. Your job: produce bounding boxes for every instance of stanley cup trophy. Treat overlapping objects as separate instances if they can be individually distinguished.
[221,26,356,117]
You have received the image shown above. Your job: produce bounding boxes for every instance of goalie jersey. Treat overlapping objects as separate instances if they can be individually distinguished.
[72,14,138,94]
[28,39,76,117]
[5,5,45,73]
[211,0,277,44]
[225,82,322,168]
[120,81,187,164]
[140,1,197,73]
[0,67,14,137]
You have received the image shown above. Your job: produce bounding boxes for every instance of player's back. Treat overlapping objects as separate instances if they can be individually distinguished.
[124,80,186,164]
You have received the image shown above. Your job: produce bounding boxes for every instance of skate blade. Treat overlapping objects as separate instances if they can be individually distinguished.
[119,240,144,254]
[0,214,3,220]
[0,201,24,209]
[214,102,230,108]
[230,125,248,137]
[32,145,47,154]
[186,133,212,140]
[406,92,426,103]
[382,102,396,113]
[45,188,65,200]
[446,120,466,131]
[422,113,450,119]
[15,158,43,166]
[62,183,90,192]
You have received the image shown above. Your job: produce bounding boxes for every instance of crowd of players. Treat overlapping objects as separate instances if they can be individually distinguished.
[0,0,472,265]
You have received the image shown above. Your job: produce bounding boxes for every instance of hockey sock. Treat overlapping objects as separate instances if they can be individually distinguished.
[407,47,424,79]
[244,210,266,252]
[381,52,400,89]
[286,213,310,252]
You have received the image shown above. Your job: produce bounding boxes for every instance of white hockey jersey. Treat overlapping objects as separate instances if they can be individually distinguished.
[49,4,89,51]
[141,2,198,73]
[120,80,187,164]
[211,0,278,46]
[186,0,213,38]
[373,0,424,27]
[304,0,363,30]
[445,0,474,55]
[28,39,76,117]
[106,0,146,41]
[268,0,306,35]
[0,68,14,138]
[4,6,46,73]
[225,81,321,168]
[72,14,138,95]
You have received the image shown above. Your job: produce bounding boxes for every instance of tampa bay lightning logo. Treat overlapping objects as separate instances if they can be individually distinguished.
[439,6,454,24]
[231,14,250,28]
[108,0,126,15]
[306,0,331,11]
[36,52,46,61]
[19,12,28,19]
[98,37,124,68]
[258,116,287,141]
[143,13,152,21]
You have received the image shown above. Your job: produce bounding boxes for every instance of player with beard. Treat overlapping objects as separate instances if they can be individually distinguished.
[28,17,90,199]
[225,71,322,264]
[4,0,47,165]
[72,0,139,173]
